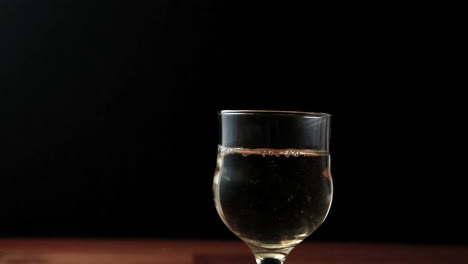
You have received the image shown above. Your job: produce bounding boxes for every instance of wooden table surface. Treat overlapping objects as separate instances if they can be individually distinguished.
[0,240,467,264]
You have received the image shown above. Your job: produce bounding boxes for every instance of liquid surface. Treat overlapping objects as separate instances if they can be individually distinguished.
[213,146,333,250]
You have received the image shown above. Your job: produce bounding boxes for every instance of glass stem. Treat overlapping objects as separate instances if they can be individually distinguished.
[250,245,291,264]
[256,258,284,264]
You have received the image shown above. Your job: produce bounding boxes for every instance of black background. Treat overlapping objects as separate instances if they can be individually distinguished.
[0,2,466,244]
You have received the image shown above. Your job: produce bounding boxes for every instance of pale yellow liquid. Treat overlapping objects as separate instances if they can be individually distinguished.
[214,146,333,252]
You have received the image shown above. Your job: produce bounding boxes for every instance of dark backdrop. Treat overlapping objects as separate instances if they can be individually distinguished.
[0,1,465,244]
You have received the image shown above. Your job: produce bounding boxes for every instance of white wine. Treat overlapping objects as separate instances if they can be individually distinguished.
[213,146,333,251]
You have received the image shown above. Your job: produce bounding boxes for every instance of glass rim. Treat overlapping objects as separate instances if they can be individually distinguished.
[219,110,331,117]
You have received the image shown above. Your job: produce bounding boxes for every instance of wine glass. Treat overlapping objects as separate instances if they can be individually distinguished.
[213,110,333,264]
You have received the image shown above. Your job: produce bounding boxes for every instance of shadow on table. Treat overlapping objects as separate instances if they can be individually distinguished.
[194,255,252,264]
